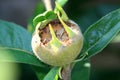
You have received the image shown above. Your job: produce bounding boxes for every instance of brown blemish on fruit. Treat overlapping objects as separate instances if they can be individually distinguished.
[38,19,76,45]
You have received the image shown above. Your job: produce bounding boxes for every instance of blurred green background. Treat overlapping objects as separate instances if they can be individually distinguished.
[0,0,120,80]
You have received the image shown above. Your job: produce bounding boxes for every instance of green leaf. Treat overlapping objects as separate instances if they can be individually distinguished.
[32,66,50,80]
[33,10,57,27]
[27,1,45,33]
[0,20,31,52]
[71,60,90,80]
[45,11,57,20]
[0,47,47,68]
[0,20,48,68]
[43,67,59,80]
[79,8,120,58]
[56,0,68,7]
[111,33,120,43]
[33,14,45,26]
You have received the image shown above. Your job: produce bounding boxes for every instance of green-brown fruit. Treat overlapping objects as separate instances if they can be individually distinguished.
[32,2,83,66]
[31,18,83,66]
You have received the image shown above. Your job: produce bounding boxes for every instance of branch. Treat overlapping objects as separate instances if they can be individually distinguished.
[43,0,55,11]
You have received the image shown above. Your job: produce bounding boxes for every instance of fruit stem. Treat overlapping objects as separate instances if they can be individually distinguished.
[61,64,73,80]
[43,0,55,11]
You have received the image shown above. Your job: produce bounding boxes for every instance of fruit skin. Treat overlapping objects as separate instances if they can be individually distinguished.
[31,20,83,66]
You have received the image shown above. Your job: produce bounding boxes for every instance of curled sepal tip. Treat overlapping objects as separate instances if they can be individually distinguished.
[57,12,75,38]
[55,2,68,21]
[48,24,62,51]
